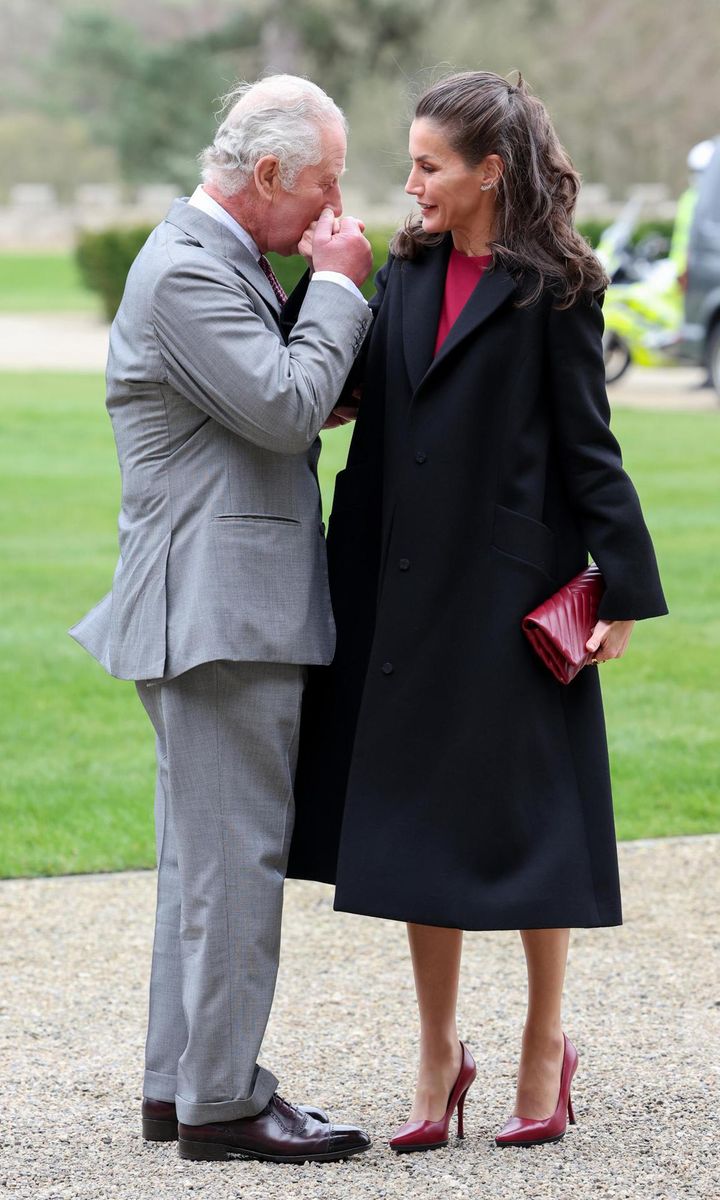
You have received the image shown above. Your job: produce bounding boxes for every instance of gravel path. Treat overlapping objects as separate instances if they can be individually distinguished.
[1,835,718,1200]
[0,314,109,372]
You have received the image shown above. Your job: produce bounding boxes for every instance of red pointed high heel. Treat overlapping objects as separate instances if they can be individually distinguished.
[389,1042,477,1153]
[495,1033,578,1147]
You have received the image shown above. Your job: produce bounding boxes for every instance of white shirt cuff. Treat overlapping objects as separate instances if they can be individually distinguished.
[311,271,368,306]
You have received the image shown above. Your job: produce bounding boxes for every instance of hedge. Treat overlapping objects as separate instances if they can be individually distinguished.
[75,218,676,321]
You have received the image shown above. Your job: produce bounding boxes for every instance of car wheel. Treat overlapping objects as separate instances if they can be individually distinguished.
[708,322,720,398]
[603,331,632,384]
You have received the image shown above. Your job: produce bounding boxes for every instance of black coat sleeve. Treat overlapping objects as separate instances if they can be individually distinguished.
[547,294,668,621]
[333,254,393,406]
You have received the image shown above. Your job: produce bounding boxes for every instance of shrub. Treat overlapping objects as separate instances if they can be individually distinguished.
[576,217,675,249]
[576,218,607,248]
[76,227,154,321]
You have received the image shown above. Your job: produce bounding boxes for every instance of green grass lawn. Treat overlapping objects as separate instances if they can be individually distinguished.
[0,253,98,312]
[0,371,718,877]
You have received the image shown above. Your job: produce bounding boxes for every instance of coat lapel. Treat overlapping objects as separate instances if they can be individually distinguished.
[163,199,281,316]
[431,262,517,379]
[401,236,518,395]
[400,236,452,394]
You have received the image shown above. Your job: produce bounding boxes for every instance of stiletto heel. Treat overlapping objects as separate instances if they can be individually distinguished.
[456,1090,467,1139]
[495,1033,578,1148]
[389,1042,476,1153]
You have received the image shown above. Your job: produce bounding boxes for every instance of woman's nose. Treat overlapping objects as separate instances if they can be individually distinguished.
[405,171,420,196]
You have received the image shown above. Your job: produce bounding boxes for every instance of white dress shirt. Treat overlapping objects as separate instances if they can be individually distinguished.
[187,186,367,305]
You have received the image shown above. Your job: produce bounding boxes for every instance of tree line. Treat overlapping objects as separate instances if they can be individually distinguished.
[0,0,718,200]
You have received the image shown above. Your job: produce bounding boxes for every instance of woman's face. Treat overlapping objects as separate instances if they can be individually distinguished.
[405,118,498,238]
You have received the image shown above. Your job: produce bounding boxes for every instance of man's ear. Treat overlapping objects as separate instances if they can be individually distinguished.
[254,155,282,201]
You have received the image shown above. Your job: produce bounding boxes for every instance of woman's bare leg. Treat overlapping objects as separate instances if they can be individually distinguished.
[404,923,464,1122]
[514,928,570,1118]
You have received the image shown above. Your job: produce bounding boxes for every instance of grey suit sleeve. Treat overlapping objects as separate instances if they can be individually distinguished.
[151,259,371,454]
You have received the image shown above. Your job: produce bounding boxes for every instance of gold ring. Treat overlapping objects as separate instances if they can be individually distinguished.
[592,657,600,665]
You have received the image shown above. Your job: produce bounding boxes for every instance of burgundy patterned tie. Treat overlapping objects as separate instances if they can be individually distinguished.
[258,254,288,306]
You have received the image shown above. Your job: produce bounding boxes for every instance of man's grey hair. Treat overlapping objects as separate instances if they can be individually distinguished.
[200,75,347,197]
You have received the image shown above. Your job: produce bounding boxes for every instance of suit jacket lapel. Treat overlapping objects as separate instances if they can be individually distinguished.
[163,199,281,316]
[401,236,518,394]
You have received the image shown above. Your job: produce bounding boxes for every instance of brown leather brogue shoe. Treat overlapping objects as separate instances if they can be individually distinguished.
[177,1093,371,1163]
[141,1096,331,1142]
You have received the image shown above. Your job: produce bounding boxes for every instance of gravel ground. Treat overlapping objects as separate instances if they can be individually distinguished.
[0,314,109,372]
[1,835,718,1200]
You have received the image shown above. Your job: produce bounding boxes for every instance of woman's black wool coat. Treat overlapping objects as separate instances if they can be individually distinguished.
[289,237,668,930]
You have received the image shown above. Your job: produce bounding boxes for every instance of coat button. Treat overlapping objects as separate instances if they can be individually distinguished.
[381,662,394,675]
[415,451,427,464]
[399,558,410,571]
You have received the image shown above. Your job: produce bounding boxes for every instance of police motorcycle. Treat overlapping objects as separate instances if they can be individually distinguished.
[595,199,682,384]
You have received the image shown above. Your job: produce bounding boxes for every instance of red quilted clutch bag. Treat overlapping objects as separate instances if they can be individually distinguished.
[522,565,605,684]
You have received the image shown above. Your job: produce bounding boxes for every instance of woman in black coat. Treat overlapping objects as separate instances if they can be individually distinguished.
[290,71,667,1151]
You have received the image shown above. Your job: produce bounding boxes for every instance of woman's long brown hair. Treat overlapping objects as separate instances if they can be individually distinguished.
[392,71,608,307]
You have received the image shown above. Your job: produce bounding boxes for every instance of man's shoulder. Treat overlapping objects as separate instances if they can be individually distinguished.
[141,219,253,309]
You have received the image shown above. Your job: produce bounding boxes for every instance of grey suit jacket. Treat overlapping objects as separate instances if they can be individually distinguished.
[70,199,372,681]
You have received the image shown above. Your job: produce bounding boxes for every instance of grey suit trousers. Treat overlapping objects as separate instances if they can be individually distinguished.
[136,659,304,1125]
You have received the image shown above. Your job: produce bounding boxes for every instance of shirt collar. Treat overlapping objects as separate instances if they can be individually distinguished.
[188,185,260,261]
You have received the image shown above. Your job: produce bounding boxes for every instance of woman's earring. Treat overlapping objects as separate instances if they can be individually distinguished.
[480,180,494,191]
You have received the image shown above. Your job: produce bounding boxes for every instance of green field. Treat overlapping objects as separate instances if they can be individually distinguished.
[0,253,98,312]
[0,371,718,878]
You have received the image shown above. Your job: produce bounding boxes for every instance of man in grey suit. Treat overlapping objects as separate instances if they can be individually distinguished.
[70,75,373,1164]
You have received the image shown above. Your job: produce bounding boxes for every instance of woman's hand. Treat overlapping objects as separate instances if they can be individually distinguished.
[321,405,358,430]
[586,619,636,663]
[298,215,366,268]
[297,221,319,267]
[298,216,343,266]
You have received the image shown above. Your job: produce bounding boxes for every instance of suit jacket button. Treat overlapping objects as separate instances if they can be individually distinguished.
[381,662,394,675]
[415,451,427,464]
[399,558,410,571]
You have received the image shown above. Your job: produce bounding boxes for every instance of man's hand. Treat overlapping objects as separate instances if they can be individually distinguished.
[311,208,372,288]
[586,619,636,663]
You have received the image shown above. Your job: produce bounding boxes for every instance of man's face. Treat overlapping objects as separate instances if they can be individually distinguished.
[265,120,346,255]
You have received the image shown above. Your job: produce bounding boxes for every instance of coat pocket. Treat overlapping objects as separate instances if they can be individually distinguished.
[492,505,557,580]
